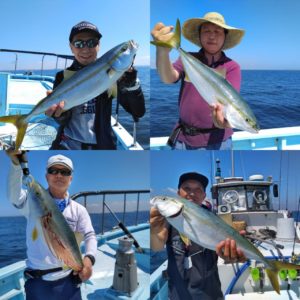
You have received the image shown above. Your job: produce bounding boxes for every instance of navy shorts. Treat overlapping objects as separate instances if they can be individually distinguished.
[24,272,82,300]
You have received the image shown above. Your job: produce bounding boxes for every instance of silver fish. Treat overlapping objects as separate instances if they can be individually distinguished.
[151,195,300,294]
[0,40,138,149]
[151,20,259,134]
[25,175,83,271]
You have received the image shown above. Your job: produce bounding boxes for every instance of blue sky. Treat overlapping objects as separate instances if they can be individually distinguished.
[2,150,300,216]
[150,0,300,70]
[151,151,300,211]
[0,151,150,216]
[0,0,149,70]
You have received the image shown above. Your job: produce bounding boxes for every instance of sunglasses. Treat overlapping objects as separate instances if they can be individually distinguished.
[72,39,99,49]
[47,167,72,177]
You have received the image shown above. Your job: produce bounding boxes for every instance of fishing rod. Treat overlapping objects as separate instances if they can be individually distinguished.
[104,201,144,253]
[292,196,300,257]
[16,150,30,176]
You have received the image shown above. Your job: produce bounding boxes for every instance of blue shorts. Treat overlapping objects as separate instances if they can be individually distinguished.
[25,273,82,300]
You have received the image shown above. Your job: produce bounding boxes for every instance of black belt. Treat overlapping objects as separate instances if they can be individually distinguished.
[24,267,63,279]
[180,121,219,136]
[81,143,98,150]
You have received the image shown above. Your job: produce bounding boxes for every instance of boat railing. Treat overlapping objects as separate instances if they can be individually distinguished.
[71,189,150,235]
[0,48,74,76]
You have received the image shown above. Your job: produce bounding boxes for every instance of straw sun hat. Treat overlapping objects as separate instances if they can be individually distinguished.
[182,12,245,50]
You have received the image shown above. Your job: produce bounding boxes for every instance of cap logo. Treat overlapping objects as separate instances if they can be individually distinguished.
[75,22,96,30]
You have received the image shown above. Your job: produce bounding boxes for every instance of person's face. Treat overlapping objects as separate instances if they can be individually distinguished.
[46,164,73,194]
[178,179,206,206]
[70,31,99,65]
[199,22,226,55]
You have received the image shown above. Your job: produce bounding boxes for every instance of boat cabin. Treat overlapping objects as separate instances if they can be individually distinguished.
[211,175,278,213]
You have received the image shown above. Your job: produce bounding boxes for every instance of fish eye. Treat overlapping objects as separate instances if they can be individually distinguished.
[122,45,128,51]
[245,118,249,122]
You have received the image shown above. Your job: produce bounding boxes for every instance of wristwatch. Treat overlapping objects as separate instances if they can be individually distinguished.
[84,254,95,266]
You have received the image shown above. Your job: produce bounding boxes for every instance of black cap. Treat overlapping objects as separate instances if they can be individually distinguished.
[69,21,102,42]
[178,172,209,190]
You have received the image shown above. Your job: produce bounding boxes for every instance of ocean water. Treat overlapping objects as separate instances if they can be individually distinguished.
[0,211,149,268]
[150,69,300,137]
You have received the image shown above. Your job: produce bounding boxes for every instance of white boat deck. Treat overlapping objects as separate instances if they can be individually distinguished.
[0,224,150,300]
[82,226,150,299]
[225,290,298,299]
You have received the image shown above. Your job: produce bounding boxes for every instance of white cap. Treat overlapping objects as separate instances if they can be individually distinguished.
[47,154,73,171]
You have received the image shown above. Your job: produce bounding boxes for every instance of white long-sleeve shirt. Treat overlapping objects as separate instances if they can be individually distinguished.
[8,163,97,281]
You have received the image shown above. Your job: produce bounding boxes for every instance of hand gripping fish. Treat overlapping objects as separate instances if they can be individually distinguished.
[151,20,260,134]
[151,196,300,294]
[19,154,83,271]
[0,40,138,149]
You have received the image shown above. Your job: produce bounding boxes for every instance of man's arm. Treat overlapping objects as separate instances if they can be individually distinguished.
[6,150,29,213]
[76,207,97,281]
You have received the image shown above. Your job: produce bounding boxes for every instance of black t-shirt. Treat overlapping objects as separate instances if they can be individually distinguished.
[166,225,224,300]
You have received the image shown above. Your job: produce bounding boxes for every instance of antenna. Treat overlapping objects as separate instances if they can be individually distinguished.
[231,149,234,177]
[214,158,222,184]
[215,158,221,177]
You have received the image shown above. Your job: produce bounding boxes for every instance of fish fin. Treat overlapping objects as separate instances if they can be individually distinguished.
[151,19,181,49]
[32,226,38,241]
[107,83,118,98]
[265,268,280,295]
[0,114,28,149]
[215,96,226,106]
[266,260,300,294]
[62,264,71,270]
[63,70,76,80]
[74,232,84,248]
[107,67,116,78]
[184,73,190,82]
[84,279,94,285]
[214,68,227,79]
[179,233,191,246]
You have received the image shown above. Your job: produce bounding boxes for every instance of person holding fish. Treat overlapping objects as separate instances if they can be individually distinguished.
[150,172,247,300]
[151,12,248,150]
[45,21,145,150]
[7,152,97,300]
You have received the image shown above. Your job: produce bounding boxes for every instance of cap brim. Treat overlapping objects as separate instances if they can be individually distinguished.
[178,173,209,189]
[48,162,73,171]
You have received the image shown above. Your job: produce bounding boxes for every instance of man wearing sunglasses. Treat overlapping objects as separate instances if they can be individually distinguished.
[7,152,97,300]
[46,21,145,150]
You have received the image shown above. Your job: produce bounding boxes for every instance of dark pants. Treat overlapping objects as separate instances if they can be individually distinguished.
[24,273,82,300]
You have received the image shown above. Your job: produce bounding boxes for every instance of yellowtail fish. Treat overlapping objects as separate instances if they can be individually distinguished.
[0,40,138,149]
[151,20,259,133]
[151,196,300,294]
[25,175,83,271]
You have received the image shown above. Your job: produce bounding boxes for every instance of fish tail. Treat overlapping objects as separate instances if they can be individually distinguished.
[0,114,28,149]
[266,260,300,294]
[151,19,181,49]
